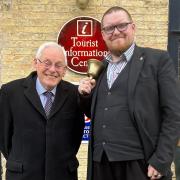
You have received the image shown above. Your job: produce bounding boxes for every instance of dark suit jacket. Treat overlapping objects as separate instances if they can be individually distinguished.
[0,71,84,180]
[0,153,2,180]
[80,45,180,180]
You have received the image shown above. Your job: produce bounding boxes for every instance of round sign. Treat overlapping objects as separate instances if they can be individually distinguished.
[58,16,108,74]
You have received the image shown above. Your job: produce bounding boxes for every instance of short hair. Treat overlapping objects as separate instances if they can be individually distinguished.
[35,42,67,65]
[101,6,133,28]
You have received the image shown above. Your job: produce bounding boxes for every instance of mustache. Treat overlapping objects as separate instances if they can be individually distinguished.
[110,35,125,41]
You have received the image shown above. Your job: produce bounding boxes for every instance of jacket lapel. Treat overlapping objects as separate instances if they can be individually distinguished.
[23,72,46,118]
[128,46,155,160]
[91,60,108,120]
[48,81,69,119]
[128,46,145,112]
[23,73,69,120]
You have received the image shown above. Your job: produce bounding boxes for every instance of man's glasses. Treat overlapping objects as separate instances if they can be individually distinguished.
[37,58,66,70]
[102,22,132,34]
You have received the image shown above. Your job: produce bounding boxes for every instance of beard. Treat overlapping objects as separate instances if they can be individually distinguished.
[108,44,127,56]
[107,39,132,57]
[104,33,134,56]
[110,50,123,57]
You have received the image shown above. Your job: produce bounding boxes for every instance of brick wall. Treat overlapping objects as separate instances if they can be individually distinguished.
[0,0,169,180]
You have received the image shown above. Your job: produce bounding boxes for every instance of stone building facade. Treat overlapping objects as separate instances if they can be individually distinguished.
[0,0,169,180]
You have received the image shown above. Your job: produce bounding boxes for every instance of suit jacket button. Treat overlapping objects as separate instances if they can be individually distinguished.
[102,125,106,128]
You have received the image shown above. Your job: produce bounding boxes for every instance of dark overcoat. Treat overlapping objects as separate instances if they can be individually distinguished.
[0,72,84,180]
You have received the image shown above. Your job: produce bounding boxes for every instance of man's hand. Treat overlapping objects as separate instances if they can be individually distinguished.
[78,77,96,95]
[148,165,162,179]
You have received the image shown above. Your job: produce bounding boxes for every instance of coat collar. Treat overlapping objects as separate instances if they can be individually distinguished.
[91,45,145,118]
[127,45,145,112]
[23,71,69,119]
[49,81,69,119]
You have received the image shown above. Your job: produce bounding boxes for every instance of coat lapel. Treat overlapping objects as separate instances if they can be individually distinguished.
[128,46,145,112]
[23,72,46,118]
[128,46,155,160]
[48,81,69,119]
[92,47,145,118]
[23,73,69,120]
[91,60,108,120]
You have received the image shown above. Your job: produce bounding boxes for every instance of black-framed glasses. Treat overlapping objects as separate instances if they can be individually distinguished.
[102,22,132,34]
[37,58,66,70]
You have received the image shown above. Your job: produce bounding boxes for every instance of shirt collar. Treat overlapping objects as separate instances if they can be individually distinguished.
[36,77,56,96]
[105,42,135,63]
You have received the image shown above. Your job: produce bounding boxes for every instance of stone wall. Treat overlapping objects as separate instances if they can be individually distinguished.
[0,0,169,180]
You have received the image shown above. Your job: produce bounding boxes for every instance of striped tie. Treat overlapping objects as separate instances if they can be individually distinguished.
[44,91,53,117]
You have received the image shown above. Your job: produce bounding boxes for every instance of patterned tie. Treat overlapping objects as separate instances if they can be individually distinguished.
[44,91,53,117]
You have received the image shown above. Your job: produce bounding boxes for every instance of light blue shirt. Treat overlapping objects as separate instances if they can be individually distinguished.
[36,78,56,108]
[106,43,135,88]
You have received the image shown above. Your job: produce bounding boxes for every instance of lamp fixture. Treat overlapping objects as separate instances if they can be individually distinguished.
[76,0,89,9]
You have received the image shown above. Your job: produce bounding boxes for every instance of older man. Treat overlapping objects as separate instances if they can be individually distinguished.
[0,42,84,180]
[78,6,180,180]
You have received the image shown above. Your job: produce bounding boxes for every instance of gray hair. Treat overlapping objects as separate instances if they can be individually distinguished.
[35,42,67,65]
